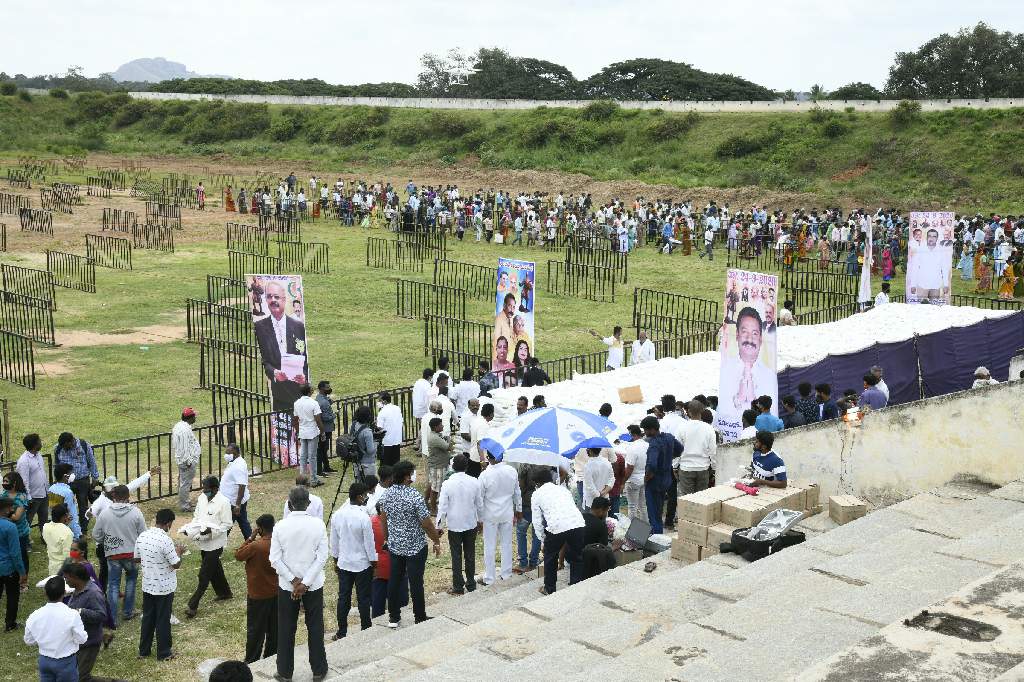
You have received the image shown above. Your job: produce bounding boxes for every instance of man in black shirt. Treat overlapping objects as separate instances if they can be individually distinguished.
[780,396,807,430]
[522,358,551,387]
[582,497,618,579]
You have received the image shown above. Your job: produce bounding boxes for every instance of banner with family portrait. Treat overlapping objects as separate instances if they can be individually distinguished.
[716,268,779,442]
[906,211,954,305]
[247,274,311,465]
[492,258,536,387]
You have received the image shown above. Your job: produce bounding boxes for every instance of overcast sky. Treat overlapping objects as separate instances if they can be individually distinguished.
[6,1,1021,91]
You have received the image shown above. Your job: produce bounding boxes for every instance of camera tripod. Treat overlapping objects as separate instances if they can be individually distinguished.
[327,456,365,517]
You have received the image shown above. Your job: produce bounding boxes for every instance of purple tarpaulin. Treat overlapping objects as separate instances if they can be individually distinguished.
[777,311,1024,406]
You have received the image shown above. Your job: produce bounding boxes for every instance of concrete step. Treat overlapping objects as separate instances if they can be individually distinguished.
[797,560,1024,681]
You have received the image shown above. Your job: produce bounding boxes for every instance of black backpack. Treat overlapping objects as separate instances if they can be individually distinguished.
[336,425,369,463]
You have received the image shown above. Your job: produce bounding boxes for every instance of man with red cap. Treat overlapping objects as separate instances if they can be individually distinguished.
[172,408,201,512]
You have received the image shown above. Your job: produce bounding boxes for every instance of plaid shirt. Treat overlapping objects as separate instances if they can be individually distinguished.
[56,439,98,480]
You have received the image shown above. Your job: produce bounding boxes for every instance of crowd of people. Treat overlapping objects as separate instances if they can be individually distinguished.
[215,175,1024,297]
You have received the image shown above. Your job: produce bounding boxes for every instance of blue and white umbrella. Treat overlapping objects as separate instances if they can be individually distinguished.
[478,407,618,467]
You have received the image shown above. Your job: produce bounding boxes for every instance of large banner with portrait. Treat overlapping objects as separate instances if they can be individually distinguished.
[906,211,954,305]
[716,269,779,442]
[247,274,310,464]
[492,258,536,387]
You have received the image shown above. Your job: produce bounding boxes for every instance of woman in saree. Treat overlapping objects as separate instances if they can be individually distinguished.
[818,237,831,270]
[881,246,894,281]
[997,261,1018,300]
[975,249,993,293]
[959,240,975,280]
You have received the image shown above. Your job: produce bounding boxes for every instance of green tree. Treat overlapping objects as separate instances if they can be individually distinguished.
[466,48,578,99]
[885,22,1024,98]
[829,82,883,100]
[415,49,473,97]
[582,58,775,101]
[809,84,825,101]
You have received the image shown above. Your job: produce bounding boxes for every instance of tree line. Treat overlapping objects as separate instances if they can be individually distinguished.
[3,24,1023,101]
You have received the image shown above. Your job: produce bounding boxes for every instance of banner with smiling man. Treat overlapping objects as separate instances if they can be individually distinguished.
[493,258,536,387]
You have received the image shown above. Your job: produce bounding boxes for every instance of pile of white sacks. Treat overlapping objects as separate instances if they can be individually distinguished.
[489,303,1012,427]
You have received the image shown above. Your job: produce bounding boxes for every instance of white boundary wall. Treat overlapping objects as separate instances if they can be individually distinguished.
[716,380,1024,506]
[123,91,1024,112]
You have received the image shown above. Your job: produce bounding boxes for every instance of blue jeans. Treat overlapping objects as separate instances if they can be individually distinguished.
[609,495,622,517]
[106,557,138,626]
[299,438,319,483]
[645,485,667,534]
[233,501,252,539]
[516,510,540,569]
[576,481,584,510]
[371,576,408,619]
[39,653,77,682]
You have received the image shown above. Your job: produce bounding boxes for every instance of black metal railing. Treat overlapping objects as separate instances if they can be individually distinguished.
[228,250,282,281]
[206,274,248,310]
[2,263,56,310]
[277,240,329,274]
[226,222,270,255]
[566,246,628,283]
[185,298,255,345]
[0,291,56,346]
[45,250,96,293]
[102,207,137,233]
[424,314,493,358]
[545,260,616,302]
[433,258,493,299]
[395,279,467,320]
[132,223,175,253]
[0,331,35,389]
[85,233,133,270]
[18,207,52,235]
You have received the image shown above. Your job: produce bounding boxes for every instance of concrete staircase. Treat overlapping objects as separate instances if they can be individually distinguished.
[249,478,1024,681]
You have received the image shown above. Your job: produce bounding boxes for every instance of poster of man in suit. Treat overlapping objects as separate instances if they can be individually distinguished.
[247,274,310,412]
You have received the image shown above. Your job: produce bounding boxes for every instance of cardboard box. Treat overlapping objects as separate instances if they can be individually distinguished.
[759,486,806,512]
[706,523,736,548]
[790,480,820,509]
[678,486,745,526]
[676,520,709,546]
[829,495,868,525]
[617,385,644,404]
[721,495,776,528]
[671,539,701,563]
[700,543,720,558]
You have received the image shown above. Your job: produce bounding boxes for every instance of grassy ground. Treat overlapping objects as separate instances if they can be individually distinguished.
[2,93,1024,211]
[0,153,1011,680]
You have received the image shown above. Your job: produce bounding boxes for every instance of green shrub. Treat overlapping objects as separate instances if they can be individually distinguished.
[389,119,430,146]
[889,100,922,127]
[580,100,619,121]
[113,100,152,128]
[18,90,31,102]
[807,106,830,123]
[822,120,849,138]
[182,102,271,143]
[76,122,107,150]
[49,88,69,99]
[628,157,651,174]
[715,126,782,158]
[269,108,308,140]
[645,111,700,141]
[0,82,16,96]
[73,92,125,121]
[426,111,476,137]
[595,124,626,145]
[161,115,187,134]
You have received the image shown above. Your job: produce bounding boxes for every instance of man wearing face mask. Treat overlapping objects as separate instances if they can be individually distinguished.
[185,477,233,619]
[54,432,99,536]
[220,445,252,539]
[315,381,338,478]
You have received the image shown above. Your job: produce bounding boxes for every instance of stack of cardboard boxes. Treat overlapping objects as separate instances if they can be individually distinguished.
[671,481,821,564]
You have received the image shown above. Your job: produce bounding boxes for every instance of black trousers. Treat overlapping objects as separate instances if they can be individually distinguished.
[139,592,174,659]
[317,433,334,474]
[664,471,679,526]
[95,541,107,590]
[1,571,20,628]
[187,548,231,610]
[26,497,48,535]
[388,546,427,624]
[380,445,401,467]
[276,587,327,680]
[448,528,477,592]
[244,595,278,663]
[70,477,92,534]
[335,566,372,638]
[543,527,584,594]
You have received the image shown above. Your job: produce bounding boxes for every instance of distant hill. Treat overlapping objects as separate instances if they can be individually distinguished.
[111,58,230,83]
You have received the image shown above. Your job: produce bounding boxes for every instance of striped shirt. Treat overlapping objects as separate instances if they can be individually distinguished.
[752,450,787,482]
[134,527,179,595]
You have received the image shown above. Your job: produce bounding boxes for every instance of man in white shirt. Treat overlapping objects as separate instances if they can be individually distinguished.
[172,408,200,512]
[376,391,404,467]
[589,326,625,370]
[436,455,484,594]
[270,486,329,682]
[478,450,522,585]
[283,474,324,521]
[451,368,480,414]
[870,365,890,402]
[582,447,614,510]
[328,482,376,641]
[529,469,585,595]
[675,401,718,495]
[185,476,234,618]
[456,399,480,458]
[24,576,88,679]
[292,384,325,487]
[619,426,648,523]
[134,508,183,661]
[412,369,434,420]
[469,403,494,478]
[220,443,251,539]
[630,330,656,365]
[659,395,685,442]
